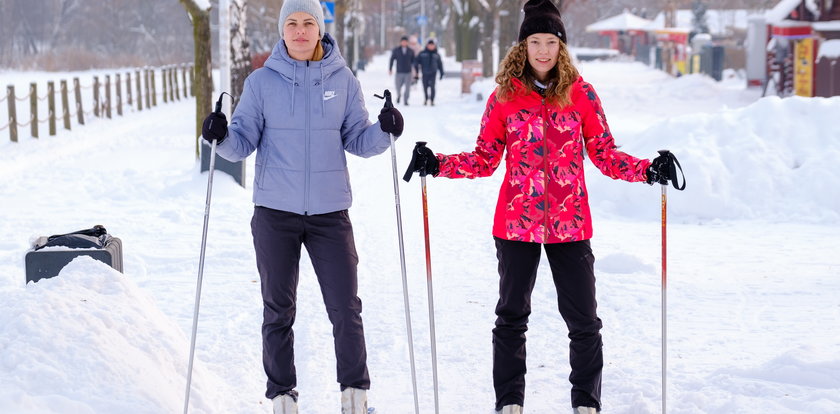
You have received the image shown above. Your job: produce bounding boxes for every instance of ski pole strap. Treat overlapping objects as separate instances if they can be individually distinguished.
[47,225,107,242]
[403,146,420,182]
[666,152,686,191]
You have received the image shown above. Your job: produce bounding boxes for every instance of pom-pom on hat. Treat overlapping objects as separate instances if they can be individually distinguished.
[518,0,567,43]
[278,0,325,39]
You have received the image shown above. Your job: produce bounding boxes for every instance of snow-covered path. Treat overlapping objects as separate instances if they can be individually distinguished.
[1,55,839,414]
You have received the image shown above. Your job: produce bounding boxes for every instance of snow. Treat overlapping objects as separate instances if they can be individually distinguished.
[805,0,821,19]
[585,12,653,32]
[766,0,803,24]
[1,56,839,414]
[818,39,840,58]
[193,0,211,11]
[813,20,840,31]
[648,9,764,36]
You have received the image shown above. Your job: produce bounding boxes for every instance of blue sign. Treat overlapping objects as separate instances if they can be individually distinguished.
[417,15,428,25]
[321,2,335,23]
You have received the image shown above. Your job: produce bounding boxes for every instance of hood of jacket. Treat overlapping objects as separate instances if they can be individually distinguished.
[263,33,346,115]
[264,32,346,78]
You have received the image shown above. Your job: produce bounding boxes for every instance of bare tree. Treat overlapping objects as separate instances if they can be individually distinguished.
[230,0,251,112]
[178,0,214,158]
[452,0,481,61]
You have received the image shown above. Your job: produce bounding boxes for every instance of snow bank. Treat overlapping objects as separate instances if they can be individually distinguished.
[589,95,840,223]
[0,258,220,414]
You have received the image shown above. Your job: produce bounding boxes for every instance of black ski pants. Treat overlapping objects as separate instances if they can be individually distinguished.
[421,73,437,103]
[492,237,603,411]
[252,206,370,400]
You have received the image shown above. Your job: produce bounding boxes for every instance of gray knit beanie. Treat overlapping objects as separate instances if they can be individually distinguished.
[277,0,325,39]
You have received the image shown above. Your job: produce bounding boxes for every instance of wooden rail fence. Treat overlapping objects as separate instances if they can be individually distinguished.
[2,64,195,142]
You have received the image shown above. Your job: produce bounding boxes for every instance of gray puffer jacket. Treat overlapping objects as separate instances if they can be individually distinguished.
[216,33,392,215]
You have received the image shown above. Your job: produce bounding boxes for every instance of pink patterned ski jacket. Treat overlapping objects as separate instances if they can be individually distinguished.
[437,76,651,243]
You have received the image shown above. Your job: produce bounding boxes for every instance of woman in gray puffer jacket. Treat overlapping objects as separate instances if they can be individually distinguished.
[200,1,403,412]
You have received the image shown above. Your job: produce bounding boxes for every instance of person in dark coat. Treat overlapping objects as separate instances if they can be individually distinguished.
[389,35,416,105]
[199,0,404,412]
[414,39,444,106]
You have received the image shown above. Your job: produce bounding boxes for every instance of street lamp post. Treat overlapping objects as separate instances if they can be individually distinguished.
[420,0,426,42]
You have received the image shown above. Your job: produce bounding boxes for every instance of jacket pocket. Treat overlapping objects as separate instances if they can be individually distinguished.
[255,164,266,190]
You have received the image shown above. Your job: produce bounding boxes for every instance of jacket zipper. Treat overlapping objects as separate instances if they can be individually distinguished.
[304,60,310,215]
[542,98,549,244]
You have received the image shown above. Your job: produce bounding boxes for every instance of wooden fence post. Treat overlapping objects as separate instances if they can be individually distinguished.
[126,72,133,107]
[189,64,195,96]
[162,66,169,103]
[30,83,38,138]
[144,69,151,109]
[93,76,100,118]
[136,70,143,111]
[105,75,112,119]
[115,73,123,116]
[171,66,176,100]
[60,80,71,130]
[6,85,17,142]
[74,77,85,125]
[150,69,157,107]
[174,66,181,100]
[182,64,188,98]
[47,81,56,136]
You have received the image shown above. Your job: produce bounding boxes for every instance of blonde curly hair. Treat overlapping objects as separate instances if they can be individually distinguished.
[495,39,579,107]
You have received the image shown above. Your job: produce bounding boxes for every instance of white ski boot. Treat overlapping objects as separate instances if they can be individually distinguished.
[573,406,598,413]
[272,393,298,414]
[341,387,368,414]
[496,404,523,414]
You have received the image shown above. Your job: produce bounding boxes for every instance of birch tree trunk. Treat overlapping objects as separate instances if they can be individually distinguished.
[230,0,251,113]
[178,0,213,158]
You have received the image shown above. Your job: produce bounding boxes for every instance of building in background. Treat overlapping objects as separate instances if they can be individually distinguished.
[754,0,840,97]
[586,7,764,80]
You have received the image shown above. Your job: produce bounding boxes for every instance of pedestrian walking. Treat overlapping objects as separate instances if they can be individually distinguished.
[389,35,416,105]
[200,0,404,412]
[403,0,680,413]
[414,40,444,106]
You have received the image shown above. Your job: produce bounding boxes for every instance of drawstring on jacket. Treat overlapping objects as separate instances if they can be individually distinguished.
[290,64,297,116]
[319,65,325,116]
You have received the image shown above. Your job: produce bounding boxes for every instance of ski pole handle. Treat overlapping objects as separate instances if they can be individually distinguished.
[403,141,430,182]
[656,149,686,191]
[214,92,233,114]
[374,89,394,109]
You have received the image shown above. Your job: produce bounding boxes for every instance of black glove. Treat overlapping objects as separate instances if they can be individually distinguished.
[646,150,686,190]
[202,112,228,143]
[439,72,444,80]
[403,141,440,181]
[378,106,404,137]
[646,156,670,185]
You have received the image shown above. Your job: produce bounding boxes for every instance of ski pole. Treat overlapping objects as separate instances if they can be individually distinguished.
[374,89,420,414]
[656,148,685,414]
[183,93,229,414]
[661,180,667,414]
[402,141,445,413]
[420,171,440,414]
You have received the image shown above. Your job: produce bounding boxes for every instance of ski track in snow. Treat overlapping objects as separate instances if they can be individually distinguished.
[1,55,839,413]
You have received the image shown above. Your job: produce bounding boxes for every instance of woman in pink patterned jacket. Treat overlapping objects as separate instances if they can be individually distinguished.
[404,1,674,413]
